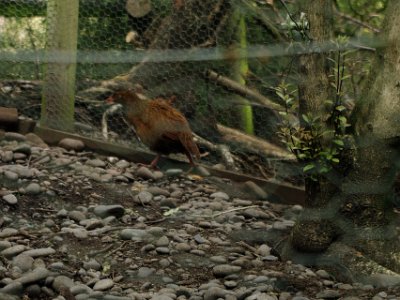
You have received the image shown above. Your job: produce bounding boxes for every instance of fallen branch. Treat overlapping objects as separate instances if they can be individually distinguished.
[206,70,285,112]
[217,123,295,160]
[193,133,238,171]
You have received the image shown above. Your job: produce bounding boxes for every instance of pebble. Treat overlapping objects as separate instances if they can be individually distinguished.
[136,191,153,204]
[58,138,85,151]
[22,247,56,258]
[212,265,241,277]
[1,151,13,162]
[1,245,27,258]
[25,183,41,195]
[244,181,268,199]
[94,205,125,218]
[15,267,49,284]
[52,275,74,292]
[12,254,34,272]
[165,169,183,177]
[4,132,26,142]
[315,289,341,299]
[0,131,398,300]
[210,192,230,200]
[93,279,114,291]
[137,267,155,278]
[136,166,155,179]
[2,194,17,204]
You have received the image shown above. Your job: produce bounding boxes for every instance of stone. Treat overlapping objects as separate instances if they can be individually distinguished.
[22,247,56,258]
[4,132,26,142]
[25,133,48,148]
[15,267,49,285]
[53,275,74,292]
[136,166,155,180]
[12,254,34,272]
[94,205,125,219]
[58,138,85,151]
[210,192,230,200]
[244,181,268,199]
[25,183,41,195]
[2,194,17,205]
[212,265,241,277]
[93,278,114,291]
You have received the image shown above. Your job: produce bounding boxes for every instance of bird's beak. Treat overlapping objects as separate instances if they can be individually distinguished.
[105,96,114,104]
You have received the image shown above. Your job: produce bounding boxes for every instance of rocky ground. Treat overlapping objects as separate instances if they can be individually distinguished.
[0,131,399,300]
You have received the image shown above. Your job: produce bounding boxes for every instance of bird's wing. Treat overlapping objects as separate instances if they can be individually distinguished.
[147,100,188,125]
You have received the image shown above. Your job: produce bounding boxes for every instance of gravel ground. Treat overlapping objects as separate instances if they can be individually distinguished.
[0,131,399,300]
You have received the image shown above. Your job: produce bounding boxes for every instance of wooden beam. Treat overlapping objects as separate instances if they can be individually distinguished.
[34,125,305,205]
[41,0,79,132]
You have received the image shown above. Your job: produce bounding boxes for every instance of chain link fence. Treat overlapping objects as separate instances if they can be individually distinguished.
[0,0,331,181]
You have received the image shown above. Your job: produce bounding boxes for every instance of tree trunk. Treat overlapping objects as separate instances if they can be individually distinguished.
[281,0,400,284]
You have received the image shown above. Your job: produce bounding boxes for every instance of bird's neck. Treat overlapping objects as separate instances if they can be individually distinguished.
[126,98,150,117]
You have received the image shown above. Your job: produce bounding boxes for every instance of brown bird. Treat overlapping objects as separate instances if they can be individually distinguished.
[106,87,200,169]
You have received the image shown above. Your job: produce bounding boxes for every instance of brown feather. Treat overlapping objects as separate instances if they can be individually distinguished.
[108,89,200,166]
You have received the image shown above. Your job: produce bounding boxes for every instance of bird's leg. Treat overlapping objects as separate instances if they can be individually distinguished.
[136,154,161,170]
[185,152,197,174]
[149,154,161,169]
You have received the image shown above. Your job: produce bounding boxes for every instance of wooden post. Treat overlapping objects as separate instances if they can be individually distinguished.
[41,0,79,131]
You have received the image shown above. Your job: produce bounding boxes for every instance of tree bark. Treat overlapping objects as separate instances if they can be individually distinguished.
[282,0,400,284]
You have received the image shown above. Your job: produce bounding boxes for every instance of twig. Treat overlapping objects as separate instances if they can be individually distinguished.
[212,205,260,218]
[144,217,166,225]
[236,241,261,258]
[334,9,380,33]
[102,104,122,139]
[32,208,58,212]
[104,241,128,258]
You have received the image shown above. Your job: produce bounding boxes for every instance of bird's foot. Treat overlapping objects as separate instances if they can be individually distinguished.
[136,162,160,170]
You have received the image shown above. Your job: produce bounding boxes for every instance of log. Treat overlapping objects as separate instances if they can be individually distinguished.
[217,123,295,160]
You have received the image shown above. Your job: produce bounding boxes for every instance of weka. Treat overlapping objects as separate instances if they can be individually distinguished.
[106,88,200,168]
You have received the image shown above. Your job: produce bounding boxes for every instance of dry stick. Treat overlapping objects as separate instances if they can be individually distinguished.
[236,241,262,258]
[334,9,380,33]
[104,241,129,258]
[212,205,260,218]
[206,70,285,112]
[193,133,238,171]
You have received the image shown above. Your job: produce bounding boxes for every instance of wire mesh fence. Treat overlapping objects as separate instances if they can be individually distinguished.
[0,0,379,182]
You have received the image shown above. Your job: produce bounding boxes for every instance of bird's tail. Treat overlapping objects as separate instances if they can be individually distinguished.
[179,132,201,161]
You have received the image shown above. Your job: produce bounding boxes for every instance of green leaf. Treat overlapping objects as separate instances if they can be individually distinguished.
[303,164,315,172]
[331,158,340,163]
[335,105,346,112]
[333,139,344,146]
[276,91,285,100]
[302,114,310,123]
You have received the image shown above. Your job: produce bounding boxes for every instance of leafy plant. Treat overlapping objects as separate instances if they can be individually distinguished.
[276,37,353,180]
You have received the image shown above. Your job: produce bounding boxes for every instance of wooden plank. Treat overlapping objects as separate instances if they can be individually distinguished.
[34,125,305,205]
[0,107,18,124]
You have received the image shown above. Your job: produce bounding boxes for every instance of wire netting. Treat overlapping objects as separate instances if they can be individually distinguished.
[0,0,379,181]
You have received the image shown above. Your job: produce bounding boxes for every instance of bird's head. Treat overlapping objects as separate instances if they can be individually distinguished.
[105,84,145,106]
